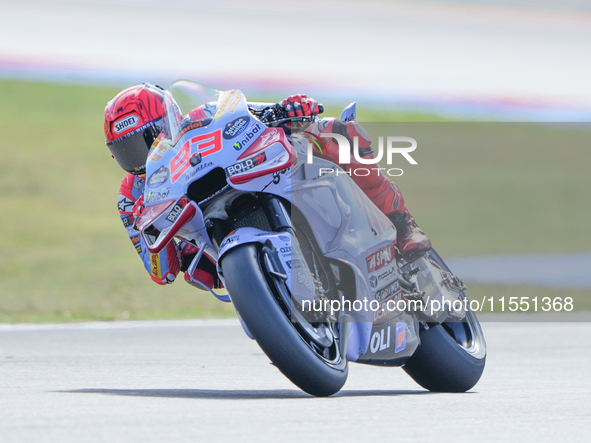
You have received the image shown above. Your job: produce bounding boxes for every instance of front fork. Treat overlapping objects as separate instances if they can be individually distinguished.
[260,194,349,355]
[259,194,331,317]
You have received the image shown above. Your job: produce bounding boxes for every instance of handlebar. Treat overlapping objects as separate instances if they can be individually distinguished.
[247,102,324,125]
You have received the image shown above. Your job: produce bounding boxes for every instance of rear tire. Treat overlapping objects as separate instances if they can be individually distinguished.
[220,244,348,397]
[402,319,486,392]
[403,250,486,392]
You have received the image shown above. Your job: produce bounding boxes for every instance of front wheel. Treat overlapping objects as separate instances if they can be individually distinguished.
[220,244,348,397]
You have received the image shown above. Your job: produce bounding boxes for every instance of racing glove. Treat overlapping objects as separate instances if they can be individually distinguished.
[281,94,319,117]
[149,240,182,285]
[132,194,144,218]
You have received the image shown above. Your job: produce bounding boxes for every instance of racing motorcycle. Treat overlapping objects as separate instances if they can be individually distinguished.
[136,80,486,396]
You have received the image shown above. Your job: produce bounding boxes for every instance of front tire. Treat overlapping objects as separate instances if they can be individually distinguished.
[220,244,348,397]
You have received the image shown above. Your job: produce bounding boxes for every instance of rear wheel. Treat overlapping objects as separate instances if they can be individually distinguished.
[403,250,486,392]
[220,244,348,397]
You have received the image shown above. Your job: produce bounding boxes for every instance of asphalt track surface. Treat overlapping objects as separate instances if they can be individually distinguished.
[1,320,589,442]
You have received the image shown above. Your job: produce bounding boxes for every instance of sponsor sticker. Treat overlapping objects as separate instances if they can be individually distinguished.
[259,128,280,146]
[185,161,213,182]
[395,322,406,353]
[370,326,391,354]
[373,291,402,323]
[133,177,144,189]
[369,264,396,289]
[121,215,134,228]
[148,152,163,162]
[146,190,170,203]
[366,243,396,274]
[166,204,182,223]
[213,90,240,119]
[232,122,264,151]
[220,235,240,249]
[147,166,170,188]
[166,198,187,223]
[148,139,171,162]
[118,196,135,213]
[173,119,212,144]
[113,114,140,134]
[374,280,401,303]
[228,93,244,113]
[150,253,161,278]
[225,152,266,177]
[223,116,250,140]
[286,259,305,269]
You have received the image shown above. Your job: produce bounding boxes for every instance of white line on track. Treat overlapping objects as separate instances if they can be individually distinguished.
[0,318,241,332]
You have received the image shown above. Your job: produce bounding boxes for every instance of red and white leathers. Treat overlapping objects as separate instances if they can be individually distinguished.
[115,102,222,289]
[118,173,218,288]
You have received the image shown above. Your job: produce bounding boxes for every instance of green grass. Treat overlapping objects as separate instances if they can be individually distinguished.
[0,79,236,322]
[362,122,591,257]
[0,79,589,322]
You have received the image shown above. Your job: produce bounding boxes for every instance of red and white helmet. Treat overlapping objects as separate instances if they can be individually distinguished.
[104,83,167,175]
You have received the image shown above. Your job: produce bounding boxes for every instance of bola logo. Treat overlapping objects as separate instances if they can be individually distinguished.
[223,116,250,140]
[225,152,267,177]
[166,204,183,223]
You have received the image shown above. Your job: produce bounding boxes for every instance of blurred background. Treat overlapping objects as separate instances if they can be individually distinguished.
[1,0,589,322]
[3,0,591,119]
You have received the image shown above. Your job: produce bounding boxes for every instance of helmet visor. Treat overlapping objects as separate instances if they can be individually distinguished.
[107,119,163,174]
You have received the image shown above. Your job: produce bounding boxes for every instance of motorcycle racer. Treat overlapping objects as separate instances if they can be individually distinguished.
[105,83,219,290]
[104,84,430,290]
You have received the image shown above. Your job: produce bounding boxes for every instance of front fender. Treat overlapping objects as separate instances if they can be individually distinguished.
[217,227,321,310]
[216,227,292,285]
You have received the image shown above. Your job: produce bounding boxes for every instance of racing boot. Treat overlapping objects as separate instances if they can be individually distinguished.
[384,184,432,262]
[360,176,432,262]
[179,242,221,290]
[184,267,216,291]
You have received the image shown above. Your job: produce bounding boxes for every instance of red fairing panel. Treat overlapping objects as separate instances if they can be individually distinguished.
[229,127,295,185]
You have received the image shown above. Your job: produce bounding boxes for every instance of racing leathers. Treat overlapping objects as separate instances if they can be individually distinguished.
[118,173,218,289]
